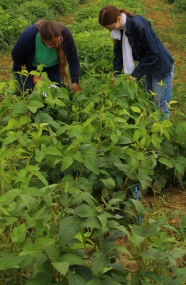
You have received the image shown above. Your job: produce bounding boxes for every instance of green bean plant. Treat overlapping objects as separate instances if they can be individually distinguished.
[0,67,186,284]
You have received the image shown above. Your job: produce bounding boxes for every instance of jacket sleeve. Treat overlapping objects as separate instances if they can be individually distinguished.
[113,39,123,76]
[62,27,80,83]
[130,20,159,80]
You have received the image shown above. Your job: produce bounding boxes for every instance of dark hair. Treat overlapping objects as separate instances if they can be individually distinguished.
[99,5,134,26]
[35,20,70,84]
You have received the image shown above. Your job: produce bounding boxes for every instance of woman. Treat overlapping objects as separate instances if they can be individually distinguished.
[99,5,174,118]
[12,20,82,93]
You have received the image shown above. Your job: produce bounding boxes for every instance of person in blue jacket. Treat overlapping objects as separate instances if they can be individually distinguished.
[99,5,174,118]
[12,20,82,93]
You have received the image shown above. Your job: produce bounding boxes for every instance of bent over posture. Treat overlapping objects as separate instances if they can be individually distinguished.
[99,5,174,118]
[12,20,82,93]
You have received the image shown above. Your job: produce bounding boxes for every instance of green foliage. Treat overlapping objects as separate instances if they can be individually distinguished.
[0,64,186,283]
[0,0,186,283]
[174,0,186,11]
[45,0,80,15]
[0,0,87,45]
[15,1,58,24]
[164,0,186,11]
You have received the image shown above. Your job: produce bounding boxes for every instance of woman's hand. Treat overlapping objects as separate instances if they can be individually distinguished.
[72,83,82,93]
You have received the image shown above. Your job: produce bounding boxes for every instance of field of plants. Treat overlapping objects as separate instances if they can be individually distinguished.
[0,0,186,284]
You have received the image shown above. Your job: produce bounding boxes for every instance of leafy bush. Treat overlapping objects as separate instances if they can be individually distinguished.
[174,0,186,10]
[45,0,80,15]
[0,6,29,47]
[0,69,186,283]
[15,0,58,24]
[0,0,186,283]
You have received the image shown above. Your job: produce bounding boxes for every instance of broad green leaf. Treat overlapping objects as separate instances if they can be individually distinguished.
[92,252,109,276]
[59,217,79,246]
[130,199,145,215]
[151,122,161,132]
[1,217,17,226]
[73,151,84,163]
[22,187,44,197]
[82,216,102,229]
[31,170,48,186]
[151,137,161,149]
[19,116,31,125]
[61,156,73,172]
[0,255,25,270]
[110,133,119,145]
[100,177,115,190]
[114,117,126,123]
[52,261,69,275]
[27,100,44,113]
[0,189,21,205]
[161,141,175,156]
[117,245,131,256]
[53,98,66,106]
[162,119,173,128]
[74,204,97,218]
[113,163,130,175]
[35,238,54,251]
[60,253,86,266]
[44,98,55,108]
[56,125,71,136]
[68,270,86,285]
[46,145,61,156]
[84,158,99,175]
[97,214,107,231]
[11,223,27,243]
[0,81,7,90]
[2,135,18,146]
[169,247,186,259]
[9,80,16,90]
[133,130,140,141]
[174,162,185,175]
[12,103,28,115]
[45,245,60,262]
[130,106,141,113]
[158,157,173,168]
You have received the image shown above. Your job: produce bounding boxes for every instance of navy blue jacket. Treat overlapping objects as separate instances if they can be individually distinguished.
[113,15,174,80]
[12,24,80,83]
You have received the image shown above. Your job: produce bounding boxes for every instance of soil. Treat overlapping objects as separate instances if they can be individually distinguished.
[116,187,186,270]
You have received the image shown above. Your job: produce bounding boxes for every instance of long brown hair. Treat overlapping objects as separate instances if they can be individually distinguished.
[99,5,135,26]
[35,20,70,84]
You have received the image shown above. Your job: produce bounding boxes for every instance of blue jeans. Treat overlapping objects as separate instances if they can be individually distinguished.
[145,69,174,118]
[15,64,62,92]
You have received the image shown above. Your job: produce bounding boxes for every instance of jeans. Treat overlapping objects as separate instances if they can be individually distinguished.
[145,69,174,118]
[15,64,62,92]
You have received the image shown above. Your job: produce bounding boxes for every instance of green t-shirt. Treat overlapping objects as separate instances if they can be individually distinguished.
[32,33,58,68]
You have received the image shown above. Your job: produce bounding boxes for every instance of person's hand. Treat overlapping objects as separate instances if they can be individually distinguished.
[72,83,82,93]
[33,75,42,84]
